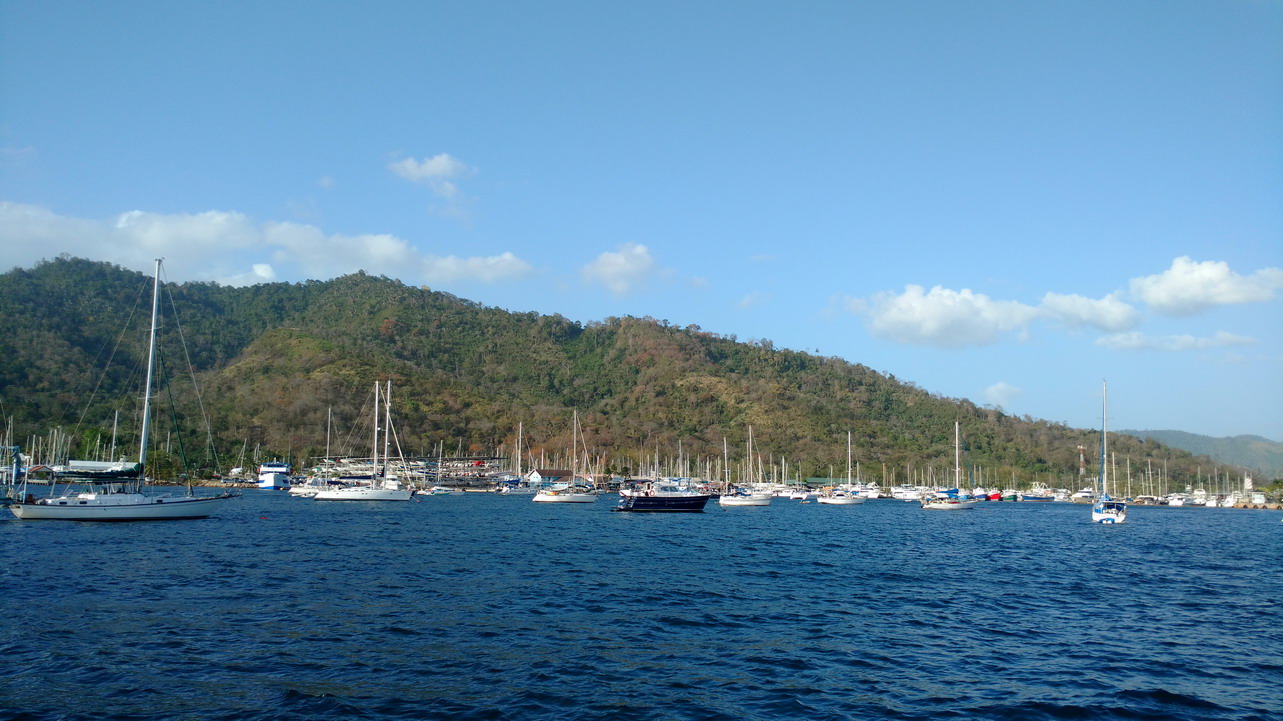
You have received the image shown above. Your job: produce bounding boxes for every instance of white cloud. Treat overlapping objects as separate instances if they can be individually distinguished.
[983,381,1021,409]
[581,243,656,296]
[1040,291,1139,331]
[1095,330,1255,351]
[0,202,533,287]
[388,153,472,200]
[1130,256,1283,316]
[860,285,1039,348]
[737,291,770,309]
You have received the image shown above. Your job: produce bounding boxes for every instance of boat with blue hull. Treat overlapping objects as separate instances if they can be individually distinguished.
[614,479,711,512]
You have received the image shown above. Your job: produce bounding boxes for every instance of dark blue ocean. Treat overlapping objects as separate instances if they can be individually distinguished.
[3,493,1281,721]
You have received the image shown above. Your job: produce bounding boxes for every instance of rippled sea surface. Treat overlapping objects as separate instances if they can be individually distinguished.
[3,493,1281,720]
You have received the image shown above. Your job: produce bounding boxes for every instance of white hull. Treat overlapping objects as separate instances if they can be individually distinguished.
[314,486,413,501]
[9,492,236,520]
[718,494,772,506]
[1091,511,1127,524]
[921,499,978,510]
[817,495,865,505]
[532,491,597,503]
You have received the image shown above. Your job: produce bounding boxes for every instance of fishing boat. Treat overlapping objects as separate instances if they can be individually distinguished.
[614,478,711,512]
[818,432,866,505]
[315,381,412,502]
[1091,380,1127,524]
[922,422,978,510]
[8,259,239,521]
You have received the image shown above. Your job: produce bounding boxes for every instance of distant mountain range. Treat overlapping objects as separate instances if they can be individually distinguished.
[1118,430,1283,480]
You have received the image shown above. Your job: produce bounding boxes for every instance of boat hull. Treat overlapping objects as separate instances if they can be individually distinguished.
[314,487,413,501]
[532,492,597,503]
[921,499,978,510]
[718,494,772,506]
[615,494,711,512]
[8,493,237,521]
[817,496,865,505]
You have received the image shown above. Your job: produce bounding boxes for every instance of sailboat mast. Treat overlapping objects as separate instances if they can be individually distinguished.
[372,381,380,476]
[954,421,960,489]
[1101,379,1109,497]
[847,431,852,486]
[383,380,392,478]
[137,259,162,483]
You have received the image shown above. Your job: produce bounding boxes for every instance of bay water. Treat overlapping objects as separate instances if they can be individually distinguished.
[3,493,1280,720]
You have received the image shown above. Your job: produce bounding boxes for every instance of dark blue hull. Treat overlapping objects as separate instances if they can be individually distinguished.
[613,494,711,512]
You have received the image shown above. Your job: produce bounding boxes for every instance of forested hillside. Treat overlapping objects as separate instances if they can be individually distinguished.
[2,257,1268,485]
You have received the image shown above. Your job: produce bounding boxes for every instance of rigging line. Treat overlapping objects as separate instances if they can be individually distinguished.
[158,263,220,473]
[71,274,148,439]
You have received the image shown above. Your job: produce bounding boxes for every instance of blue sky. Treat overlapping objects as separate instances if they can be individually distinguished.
[2,1,1280,440]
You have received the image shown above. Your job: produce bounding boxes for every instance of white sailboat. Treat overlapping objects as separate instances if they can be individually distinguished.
[818,432,866,505]
[922,422,978,510]
[719,428,773,506]
[315,381,413,501]
[1091,380,1127,524]
[532,410,597,503]
[8,259,239,520]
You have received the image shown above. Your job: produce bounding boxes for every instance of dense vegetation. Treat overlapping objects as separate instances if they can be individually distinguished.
[1,256,1272,488]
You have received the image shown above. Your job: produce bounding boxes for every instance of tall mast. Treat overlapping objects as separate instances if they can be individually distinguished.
[847,431,852,486]
[137,259,162,483]
[383,380,392,479]
[372,381,380,476]
[953,421,960,489]
[1101,379,1109,497]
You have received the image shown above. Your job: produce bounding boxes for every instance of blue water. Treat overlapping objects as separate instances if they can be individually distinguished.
[3,494,1281,720]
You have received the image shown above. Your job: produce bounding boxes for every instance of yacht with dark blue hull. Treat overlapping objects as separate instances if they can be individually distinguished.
[614,479,712,512]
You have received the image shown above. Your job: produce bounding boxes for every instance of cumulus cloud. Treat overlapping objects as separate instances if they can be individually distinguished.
[1095,330,1255,351]
[581,243,656,296]
[860,285,1039,348]
[388,153,472,200]
[1130,256,1283,316]
[1040,291,1140,332]
[983,381,1022,409]
[0,202,533,287]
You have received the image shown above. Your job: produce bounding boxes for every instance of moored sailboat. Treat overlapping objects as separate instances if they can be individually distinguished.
[922,422,978,510]
[817,432,866,505]
[8,259,239,521]
[1091,380,1127,524]
[314,381,413,502]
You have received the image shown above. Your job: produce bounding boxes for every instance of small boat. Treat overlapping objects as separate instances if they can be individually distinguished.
[8,259,238,521]
[922,422,977,511]
[1090,380,1127,524]
[614,479,711,512]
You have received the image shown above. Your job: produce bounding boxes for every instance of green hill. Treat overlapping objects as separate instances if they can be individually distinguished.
[1119,430,1283,480]
[1,256,1269,487]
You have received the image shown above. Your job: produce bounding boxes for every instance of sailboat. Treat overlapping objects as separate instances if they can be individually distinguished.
[818,431,866,505]
[1091,380,1127,524]
[532,410,597,503]
[718,427,774,506]
[921,422,978,510]
[8,259,239,520]
[314,381,413,501]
